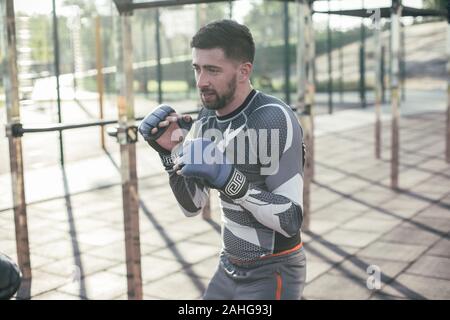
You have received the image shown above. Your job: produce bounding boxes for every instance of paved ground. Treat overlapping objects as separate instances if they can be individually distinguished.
[0,88,449,300]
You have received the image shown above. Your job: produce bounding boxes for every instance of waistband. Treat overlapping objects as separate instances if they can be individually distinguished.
[227,242,304,268]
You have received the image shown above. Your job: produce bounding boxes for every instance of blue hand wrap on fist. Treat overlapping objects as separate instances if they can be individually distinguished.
[138,104,192,171]
[178,138,249,199]
[138,104,175,143]
[138,104,192,153]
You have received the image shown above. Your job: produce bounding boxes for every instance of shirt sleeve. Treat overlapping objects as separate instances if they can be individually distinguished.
[168,173,209,217]
[167,108,210,217]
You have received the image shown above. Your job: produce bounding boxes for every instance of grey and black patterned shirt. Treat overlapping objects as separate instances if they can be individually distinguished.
[169,89,305,263]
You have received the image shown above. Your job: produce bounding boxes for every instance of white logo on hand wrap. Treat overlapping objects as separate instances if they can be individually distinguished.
[225,169,246,197]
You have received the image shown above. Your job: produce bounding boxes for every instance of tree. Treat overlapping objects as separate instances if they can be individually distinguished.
[423,0,446,11]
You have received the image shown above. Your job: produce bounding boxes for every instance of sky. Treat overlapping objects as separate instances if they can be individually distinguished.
[13,0,425,30]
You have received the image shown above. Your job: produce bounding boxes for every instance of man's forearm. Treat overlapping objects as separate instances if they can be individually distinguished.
[169,172,209,217]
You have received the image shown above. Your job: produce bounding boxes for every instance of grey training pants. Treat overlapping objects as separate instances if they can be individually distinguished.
[203,247,306,300]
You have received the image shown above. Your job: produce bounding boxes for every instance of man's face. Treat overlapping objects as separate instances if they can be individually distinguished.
[192,48,239,110]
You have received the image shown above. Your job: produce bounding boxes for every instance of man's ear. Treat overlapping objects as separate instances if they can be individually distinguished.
[238,62,253,82]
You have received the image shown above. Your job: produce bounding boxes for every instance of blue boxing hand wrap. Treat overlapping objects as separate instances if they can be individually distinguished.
[178,138,249,199]
[138,104,192,170]
[0,253,22,300]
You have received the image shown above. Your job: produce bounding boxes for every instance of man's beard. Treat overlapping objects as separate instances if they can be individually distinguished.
[201,75,237,110]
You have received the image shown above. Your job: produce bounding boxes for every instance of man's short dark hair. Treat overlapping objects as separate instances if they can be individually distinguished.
[190,19,255,64]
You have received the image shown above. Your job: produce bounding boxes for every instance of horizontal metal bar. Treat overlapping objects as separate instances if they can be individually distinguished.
[15,106,300,135]
[314,6,446,18]
[21,118,124,133]
[16,109,200,134]
[114,0,229,13]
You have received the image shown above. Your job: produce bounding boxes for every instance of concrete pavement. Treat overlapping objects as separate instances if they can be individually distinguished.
[0,90,449,299]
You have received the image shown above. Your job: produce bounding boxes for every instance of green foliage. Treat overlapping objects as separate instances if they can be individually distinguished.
[62,0,98,17]
[244,1,297,47]
[28,15,51,64]
[423,0,447,10]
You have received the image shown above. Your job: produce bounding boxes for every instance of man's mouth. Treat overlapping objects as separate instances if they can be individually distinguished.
[201,91,216,101]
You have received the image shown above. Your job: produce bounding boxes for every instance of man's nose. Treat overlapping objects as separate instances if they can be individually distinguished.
[196,72,210,89]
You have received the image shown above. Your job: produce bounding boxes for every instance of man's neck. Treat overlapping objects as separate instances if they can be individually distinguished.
[215,84,253,118]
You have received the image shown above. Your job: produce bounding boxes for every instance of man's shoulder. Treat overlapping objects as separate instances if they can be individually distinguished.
[247,92,296,129]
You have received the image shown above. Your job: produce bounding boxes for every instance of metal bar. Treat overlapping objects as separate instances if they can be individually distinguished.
[52,0,64,166]
[96,16,106,149]
[20,101,307,135]
[313,6,445,18]
[142,18,149,97]
[299,112,312,232]
[296,0,313,231]
[20,119,128,133]
[296,0,306,112]
[116,11,143,300]
[400,20,406,101]
[155,8,163,104]
[308,0,316,180]
[447,7,450,163]
[374,9,382,159]
[390,0,402,189]
[359,0,366,109]
[359,45,366,108]
[69,10,78,94]
[195,3,211,220]
[339,4,344,105]
[339,42,343,104]
[381,44,386,103]
[124,0,228,12]
[284,0,291,106]
[1,0,32,298]
[16,107,209,135]
[327,0,332,114]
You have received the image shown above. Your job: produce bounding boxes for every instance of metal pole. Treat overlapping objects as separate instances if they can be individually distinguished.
[339,0,344,104]
[381,44,386,103]
[359,0,366,109]
[69,14,77,95]
[296,0,308,231]
[116,10,143,300]
[327,0,332,114]
[228,0,233,19]
[296,0,314,231]
[155,8,163,104]
[69,7,81,97]
[446,6,450,163]
[95,16,105,150]
[309,0,315,180]
[390,0,402,189]
[400,21,406,101]
[142,17,149,98]
[52,0,64,166]
[297,0,307,111]
[1,0,32,298]
[374,9,382,159]
[196,3,211,220]
[284,0,291,106]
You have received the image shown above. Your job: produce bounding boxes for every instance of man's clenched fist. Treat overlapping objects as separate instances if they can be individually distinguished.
[138,104,192,170]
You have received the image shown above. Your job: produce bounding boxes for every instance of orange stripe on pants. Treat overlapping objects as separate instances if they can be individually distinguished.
[275,272,282,300]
